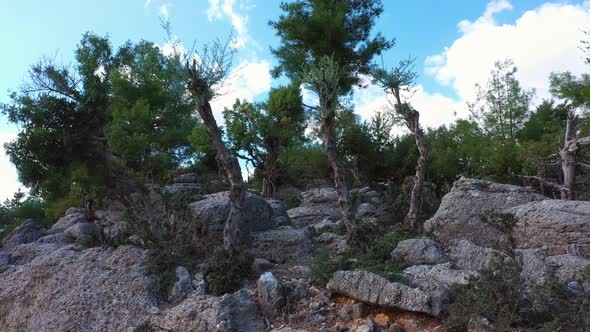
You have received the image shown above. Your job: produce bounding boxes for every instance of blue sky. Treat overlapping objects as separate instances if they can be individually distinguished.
[0,0,589,200]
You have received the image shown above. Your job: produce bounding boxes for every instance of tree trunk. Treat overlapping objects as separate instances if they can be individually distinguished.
[350,155,361,186]
[560,147,576,200]
[261,147,279,198]
[320,102,355,234]
[402,107,429,231]
[197,101,245,254]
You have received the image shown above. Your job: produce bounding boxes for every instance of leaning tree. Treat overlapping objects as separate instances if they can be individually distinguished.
[271,0,393,235]
[372,60,429,230]
[2,33,165,241]
[186,39,245,254]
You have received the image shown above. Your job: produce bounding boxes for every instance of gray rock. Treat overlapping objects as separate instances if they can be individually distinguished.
[267,199,292,226]
[510,200,590,258]
[364,191,380,199]
[402,263,475,315]
[0,252,9,270]
[250,229,313,263]
[424,178,546,250]
[356,325,371,332]
[300,187,338,204]
[102,222,130,245]
[566,281,585,295]
[174,173,200,183]
[313,218,341,232]
[287,187,341,227]
[51,212,88,231]
[266,199,289,218]
[448,239,511,272]
[336,303,367,320]
[162,182,202,196]
[391,238,449,265]
[516,249,553,285]
[2,220,46,250]
[0,246,160,332]
[403,263,475,287]
[35,233,74,245]
[316,232,349,254]
[218,290,264,331]
[65,207,86,216]
[326,270,435,316]
[168,266,193,304]
[192,272,207,296]
[257,272,287,318]
[545,254,590,283]
[189,191,274,243]
[157,289,263,332]
[389,323,404,332]
[206,179,231,193]
[287,206,340,228]
[5,242,65,266]
[252,258,273,273]
[64,222,102,247]
[355,203,378,219]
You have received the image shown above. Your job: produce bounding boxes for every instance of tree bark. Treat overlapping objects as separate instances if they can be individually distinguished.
[403,108,429,230]
[261,150,278,198]
[196,101,245,254]
[319,100,356,234]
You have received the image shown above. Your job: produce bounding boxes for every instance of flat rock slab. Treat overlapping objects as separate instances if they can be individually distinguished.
[424,178,546,250]
[510,200,590,258]
[327,270,434,316]
[250,228,313,263]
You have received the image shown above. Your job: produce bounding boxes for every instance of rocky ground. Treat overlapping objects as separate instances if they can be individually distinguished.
[0,176,589,331]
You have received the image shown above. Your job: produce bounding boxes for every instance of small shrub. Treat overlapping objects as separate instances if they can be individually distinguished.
[310,249,352,285]
[145,248,196,299]
[444,258,526,331]
[205,248,253,296]
[311,223,413,285]
[444,258,590,331]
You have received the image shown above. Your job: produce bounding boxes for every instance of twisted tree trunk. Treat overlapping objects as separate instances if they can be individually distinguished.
[403,108,429,230]
[320,100,356,234]
[391,86,430,231]
[196,101,245,254]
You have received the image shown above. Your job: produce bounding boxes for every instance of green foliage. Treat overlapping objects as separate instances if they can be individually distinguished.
[223,84,305,193]
[444,259,590,331]
[468,60,534,180]
[310,224,413,285]
[145,248,196,299]
[444,259,527,331]
[277,143,331,185]
[271,0,392,94]
[110,40,198,181]
[0,191,51,241]
[188,124,219,173]
[205,248,253,296]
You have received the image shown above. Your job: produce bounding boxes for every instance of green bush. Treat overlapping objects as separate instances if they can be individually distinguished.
[145,248,197,299]
[311,223,413,285]
[205,248,253,296]
[444,258,590,331]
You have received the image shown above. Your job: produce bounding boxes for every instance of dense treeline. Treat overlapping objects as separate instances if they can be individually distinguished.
[0,0,589,241]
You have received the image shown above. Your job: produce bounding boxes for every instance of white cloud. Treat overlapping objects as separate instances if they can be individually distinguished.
[209,59,272,122]
[207,0,252,48]
[0,131,25,202]
[352,78,464,132]
[426,1,590,103]
[160,40,186,57]
[159,3,170,18]
[144,0,151,9]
